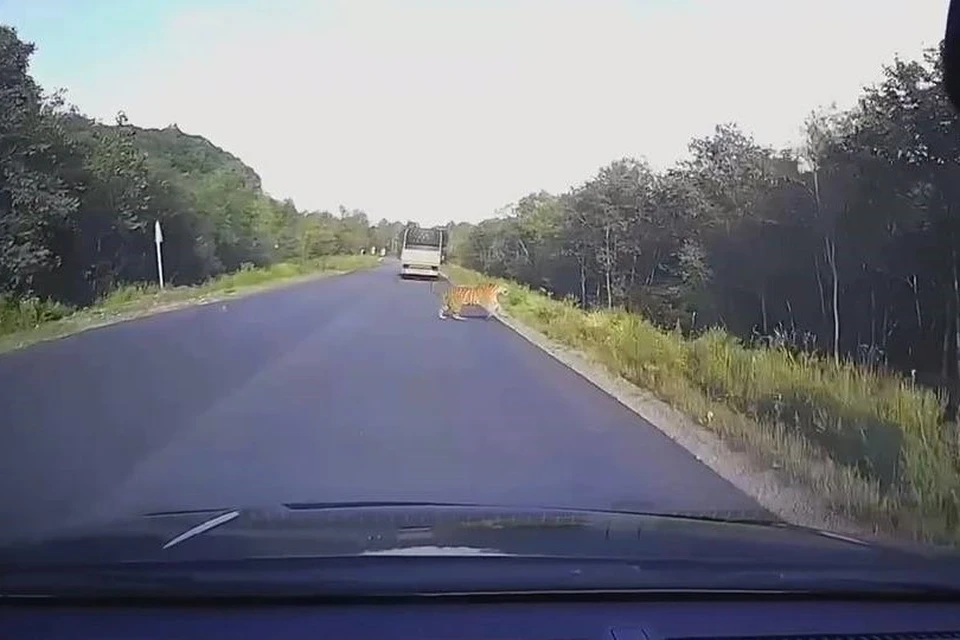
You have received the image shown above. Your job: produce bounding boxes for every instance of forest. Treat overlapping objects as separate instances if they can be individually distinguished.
[0,24,405,316]
[451,44,959,407]
[5,20,958,405]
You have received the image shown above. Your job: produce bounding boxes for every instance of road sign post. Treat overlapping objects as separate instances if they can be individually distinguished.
[154,220,165,290]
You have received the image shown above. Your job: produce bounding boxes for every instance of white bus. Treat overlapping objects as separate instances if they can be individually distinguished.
[399,226,444,279]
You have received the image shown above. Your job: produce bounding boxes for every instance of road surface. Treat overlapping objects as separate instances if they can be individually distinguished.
[0,262,766,542]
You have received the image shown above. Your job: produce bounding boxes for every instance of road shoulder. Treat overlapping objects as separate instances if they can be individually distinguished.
[459,274,877,541]
[0,259,379,356]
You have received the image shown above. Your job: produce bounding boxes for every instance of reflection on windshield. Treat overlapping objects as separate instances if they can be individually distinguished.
[362,546,512,556]
[0,1,959,596]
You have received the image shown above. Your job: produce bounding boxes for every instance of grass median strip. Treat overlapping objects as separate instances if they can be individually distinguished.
[443,263,960,547]
[0,254,380,354]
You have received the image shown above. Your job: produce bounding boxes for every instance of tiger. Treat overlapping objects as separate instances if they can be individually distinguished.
[433,280,509,321]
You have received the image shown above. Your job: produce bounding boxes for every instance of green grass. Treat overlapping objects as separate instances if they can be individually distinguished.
[0,254,379,354]
[444,264,960,546]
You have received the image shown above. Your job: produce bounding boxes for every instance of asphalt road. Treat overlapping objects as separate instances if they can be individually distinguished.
[0,262,765,543]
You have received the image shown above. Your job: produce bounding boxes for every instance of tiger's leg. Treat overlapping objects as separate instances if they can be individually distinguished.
[451,301,466,321]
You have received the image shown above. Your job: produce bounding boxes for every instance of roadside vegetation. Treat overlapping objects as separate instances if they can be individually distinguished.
[0,25,399,346]
[445,43,960,546]
[447,263,959,546]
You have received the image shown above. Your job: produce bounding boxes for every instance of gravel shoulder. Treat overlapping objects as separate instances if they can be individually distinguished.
[491,306,881,542]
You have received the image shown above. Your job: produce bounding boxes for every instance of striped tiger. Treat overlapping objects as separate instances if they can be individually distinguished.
[434,281,508,321]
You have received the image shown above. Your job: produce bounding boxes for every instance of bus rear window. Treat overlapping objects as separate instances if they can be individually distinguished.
[405,229,442,248]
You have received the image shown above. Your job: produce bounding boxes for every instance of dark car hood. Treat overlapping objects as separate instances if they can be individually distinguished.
[2,502,956,570]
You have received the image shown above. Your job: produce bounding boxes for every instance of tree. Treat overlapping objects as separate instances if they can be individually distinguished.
[0,26,79,298]
[0,23,399,310]
[457,41,960,405]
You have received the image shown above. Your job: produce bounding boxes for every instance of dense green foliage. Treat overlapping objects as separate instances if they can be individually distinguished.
[455,44,960,411]
[0,25,393,309]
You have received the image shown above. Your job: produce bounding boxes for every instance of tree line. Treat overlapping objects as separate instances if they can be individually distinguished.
[12,19,955,408]
[0,25,407,309]
[452,44,960,405]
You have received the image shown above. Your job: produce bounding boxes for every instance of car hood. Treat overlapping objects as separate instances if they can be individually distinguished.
[2,502,957,571]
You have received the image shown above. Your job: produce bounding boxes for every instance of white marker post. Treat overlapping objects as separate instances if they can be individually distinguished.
[154,220,165,289]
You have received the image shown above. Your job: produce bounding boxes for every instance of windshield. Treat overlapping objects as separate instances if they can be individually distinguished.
[2,1,960,599]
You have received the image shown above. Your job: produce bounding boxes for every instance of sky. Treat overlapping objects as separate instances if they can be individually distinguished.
[0,0,951,226]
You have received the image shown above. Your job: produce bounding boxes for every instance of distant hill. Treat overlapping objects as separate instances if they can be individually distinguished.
[130,123,263,192]
[59,114,262,193]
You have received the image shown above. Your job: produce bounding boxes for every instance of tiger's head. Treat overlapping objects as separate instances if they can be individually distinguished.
[481,282,507,297]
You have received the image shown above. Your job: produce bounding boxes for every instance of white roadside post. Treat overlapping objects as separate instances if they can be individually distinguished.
[154,220,165,290]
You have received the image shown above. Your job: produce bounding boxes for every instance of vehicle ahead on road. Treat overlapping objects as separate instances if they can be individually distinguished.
[399,226,445,279]
[3,502,960,638]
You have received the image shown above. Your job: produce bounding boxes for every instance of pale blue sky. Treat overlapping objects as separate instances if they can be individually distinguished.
[0,0,949,225]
